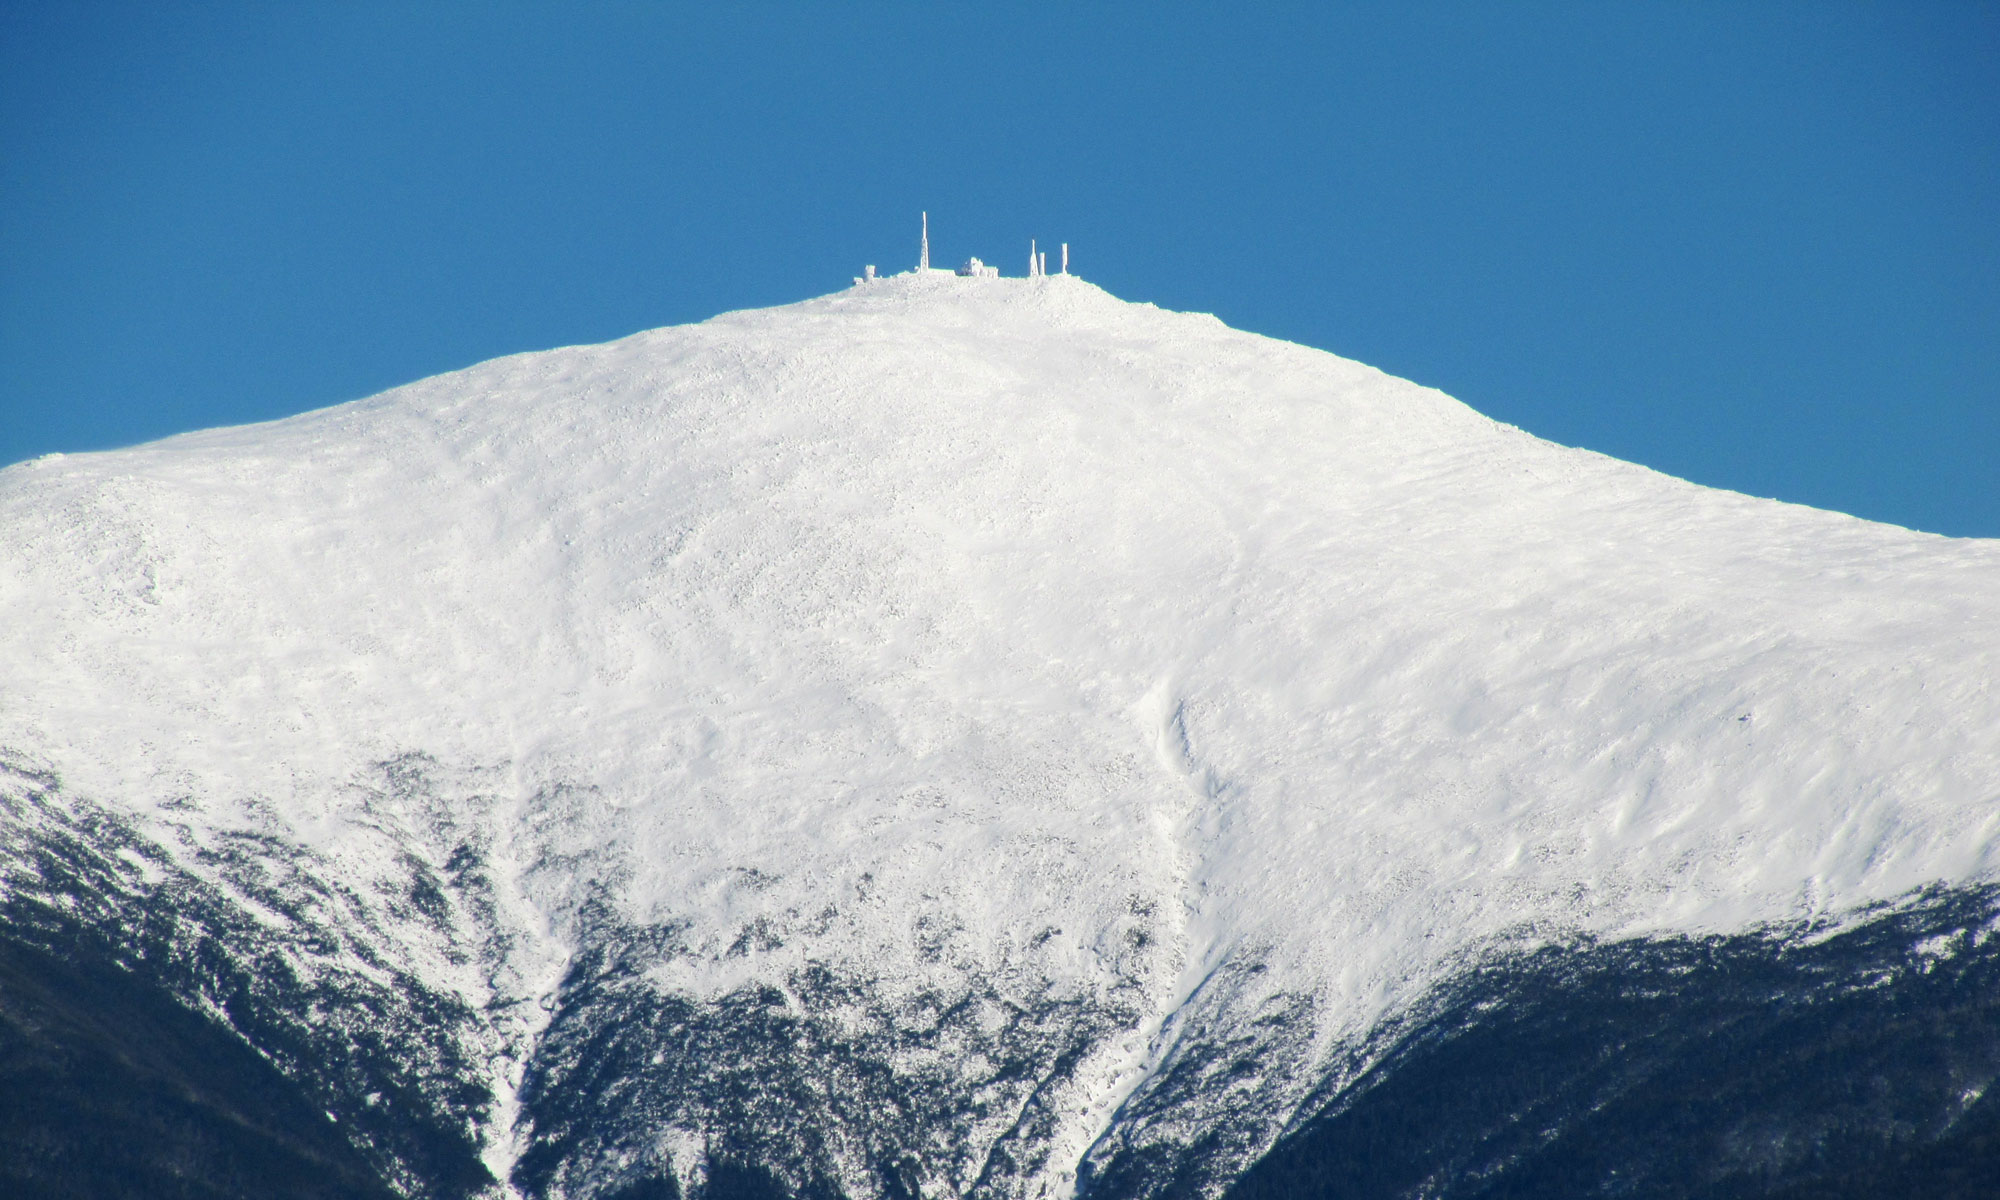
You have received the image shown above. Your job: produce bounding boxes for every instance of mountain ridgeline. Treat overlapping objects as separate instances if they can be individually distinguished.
[4,274,1998,1198]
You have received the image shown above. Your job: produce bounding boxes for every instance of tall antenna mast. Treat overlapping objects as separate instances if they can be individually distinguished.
[1030,238,1039,277]
[920,212,930,271]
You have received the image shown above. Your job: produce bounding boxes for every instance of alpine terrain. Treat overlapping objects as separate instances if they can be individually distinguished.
[3,272,1998,1199]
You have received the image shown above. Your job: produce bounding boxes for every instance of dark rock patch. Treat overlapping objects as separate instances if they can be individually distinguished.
[1221,886,2000,1200]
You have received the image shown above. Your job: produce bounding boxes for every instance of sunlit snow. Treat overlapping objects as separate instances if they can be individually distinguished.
[3,273,1996,1192]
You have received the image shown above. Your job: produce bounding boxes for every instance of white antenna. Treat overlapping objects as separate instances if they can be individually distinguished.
[1030,238,1039,277]
[1040,251,1048,277]
[1061,243,1068,274]
[920,212,930,271]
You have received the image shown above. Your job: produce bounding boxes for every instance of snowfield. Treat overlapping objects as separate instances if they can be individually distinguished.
[3,272,1997,1198]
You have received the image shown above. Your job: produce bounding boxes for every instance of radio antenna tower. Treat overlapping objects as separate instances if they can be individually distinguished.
[920,212,930,271]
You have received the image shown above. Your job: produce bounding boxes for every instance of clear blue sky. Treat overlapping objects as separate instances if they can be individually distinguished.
[4,3,1995,536]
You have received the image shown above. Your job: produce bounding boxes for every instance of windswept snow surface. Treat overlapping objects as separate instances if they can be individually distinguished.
[3,273,1998,1197]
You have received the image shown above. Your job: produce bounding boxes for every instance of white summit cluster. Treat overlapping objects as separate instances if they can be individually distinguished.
[855,212,1068,284]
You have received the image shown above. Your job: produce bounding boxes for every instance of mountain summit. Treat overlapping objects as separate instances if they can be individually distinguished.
[4,275,1998,1199]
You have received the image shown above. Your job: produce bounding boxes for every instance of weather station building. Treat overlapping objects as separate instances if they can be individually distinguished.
[854,213,1068,284]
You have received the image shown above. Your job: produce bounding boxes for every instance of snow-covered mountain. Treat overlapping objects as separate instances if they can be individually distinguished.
[3,273,1998,1199]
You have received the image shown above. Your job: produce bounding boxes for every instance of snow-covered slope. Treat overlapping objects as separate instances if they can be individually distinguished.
[3,273,1998,1199]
